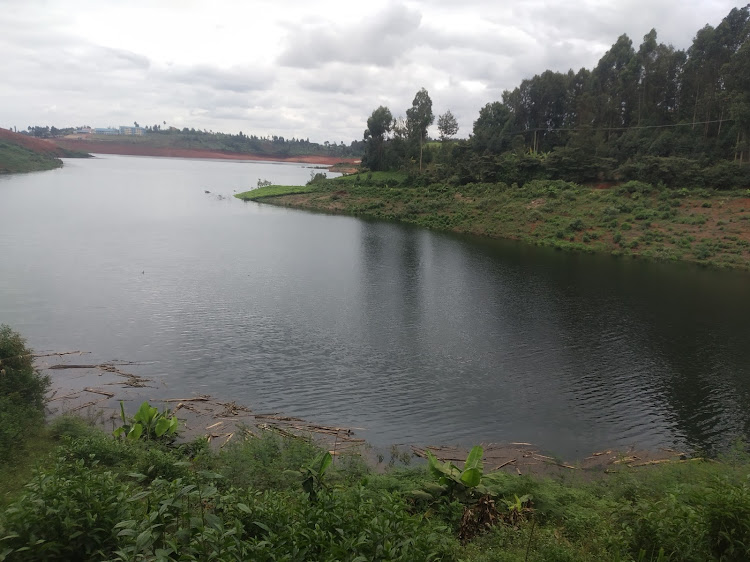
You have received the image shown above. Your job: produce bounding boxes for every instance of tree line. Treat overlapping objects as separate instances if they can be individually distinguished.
[362,5,750,189]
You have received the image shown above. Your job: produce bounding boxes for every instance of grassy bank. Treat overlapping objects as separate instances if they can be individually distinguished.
[237,174,750,270]
[0,128,90,174]
[235,184,319,200]
[0,140,63,173]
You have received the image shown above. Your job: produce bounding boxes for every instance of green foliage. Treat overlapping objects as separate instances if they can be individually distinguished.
[113,400,178,442]
[0,140,63,174]
[423,446,497,502]
[307,170,328,185]
[0,326,50,465]
[0,458,131,560]
[220,432,321,491]
[299,450,333,500]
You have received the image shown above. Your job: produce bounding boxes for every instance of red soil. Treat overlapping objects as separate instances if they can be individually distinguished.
[53,139,359,167]
[0,128,70,156]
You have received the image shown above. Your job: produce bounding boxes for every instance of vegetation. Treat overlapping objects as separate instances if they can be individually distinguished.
[0,140,63,174]
[2,413,750,560]
[25,124,364,160]
[0,325,50,465]
[360,7,750,189]
[235,184,319,201]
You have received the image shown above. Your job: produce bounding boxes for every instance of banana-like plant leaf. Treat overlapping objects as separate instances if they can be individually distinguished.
[155,417,171,437]
[460,467,482,488]
[127,423,143,440]
[313,451,332,477]
[464,445,484,471]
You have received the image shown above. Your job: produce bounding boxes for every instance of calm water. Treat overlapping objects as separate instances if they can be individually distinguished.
[2,155,749,458]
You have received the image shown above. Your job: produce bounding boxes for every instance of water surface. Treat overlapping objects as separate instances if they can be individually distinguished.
[1,154,749,457]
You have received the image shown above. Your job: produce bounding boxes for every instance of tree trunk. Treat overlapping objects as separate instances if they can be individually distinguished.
[419,135,423,172]
[735,130,741,161]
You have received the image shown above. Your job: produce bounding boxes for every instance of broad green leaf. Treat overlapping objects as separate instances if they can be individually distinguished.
[311,451,332,476]
[464,445,484,471]
[155,417,171,437]
[460,467,482,488]
[127,423,143,440]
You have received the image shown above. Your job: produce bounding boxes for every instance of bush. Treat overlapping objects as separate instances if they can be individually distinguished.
[0,458,132,560]
[0,326,50,464]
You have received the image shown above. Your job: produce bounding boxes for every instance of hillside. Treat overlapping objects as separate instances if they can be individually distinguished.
[55,137,358,167]
[51,129,362,167]
[0,128,89,173]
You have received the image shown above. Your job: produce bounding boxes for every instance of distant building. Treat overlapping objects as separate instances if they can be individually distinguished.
[94,127,120,135]
[74,127,92,134]
[119,126,144,136]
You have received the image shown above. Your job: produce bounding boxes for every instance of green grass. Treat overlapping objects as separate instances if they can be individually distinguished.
[234,184,320,201]
[0,141,63,173]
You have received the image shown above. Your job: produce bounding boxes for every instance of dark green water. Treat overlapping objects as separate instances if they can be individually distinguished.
[1,154,749,457]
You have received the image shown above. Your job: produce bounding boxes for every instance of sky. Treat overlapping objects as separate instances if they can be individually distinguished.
[0,0,742,143]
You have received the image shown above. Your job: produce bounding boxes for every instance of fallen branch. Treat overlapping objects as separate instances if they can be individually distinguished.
[83,387,115,398]
[494,459,516,470]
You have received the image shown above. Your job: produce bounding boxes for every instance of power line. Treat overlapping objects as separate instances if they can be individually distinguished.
[514,118,733,135]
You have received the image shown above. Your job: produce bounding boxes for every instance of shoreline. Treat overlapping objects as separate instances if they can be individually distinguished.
[53,138,359,167]
[39,352,696,478]
[237,180,750,272]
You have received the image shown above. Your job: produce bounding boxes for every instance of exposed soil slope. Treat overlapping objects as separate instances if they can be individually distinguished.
[0,128,74,158]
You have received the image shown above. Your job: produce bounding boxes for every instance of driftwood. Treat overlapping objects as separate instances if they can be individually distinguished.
[494,459,516,470]
[83,387,115,398]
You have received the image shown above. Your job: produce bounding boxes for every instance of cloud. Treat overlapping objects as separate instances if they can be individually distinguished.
[0,0,743,142]
[278,3,422,68]
[160,65,274,93]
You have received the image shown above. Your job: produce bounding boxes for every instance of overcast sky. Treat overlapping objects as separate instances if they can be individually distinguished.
[0,0,742,143]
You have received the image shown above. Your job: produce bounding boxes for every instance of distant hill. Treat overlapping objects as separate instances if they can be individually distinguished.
[0,128,90,174]
[52,128,363,165]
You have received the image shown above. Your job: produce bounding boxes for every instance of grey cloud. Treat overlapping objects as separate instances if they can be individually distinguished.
[278,3,422,68]
[101,47,151,70]
[160,65,274,93]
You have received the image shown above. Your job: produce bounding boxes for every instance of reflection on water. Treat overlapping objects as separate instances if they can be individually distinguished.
[1,154,749,457]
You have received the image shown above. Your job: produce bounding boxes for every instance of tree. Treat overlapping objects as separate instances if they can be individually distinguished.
[406,88,434,171]
[437,110,459,141]
[363,105,393,171]
[471,102,514,154]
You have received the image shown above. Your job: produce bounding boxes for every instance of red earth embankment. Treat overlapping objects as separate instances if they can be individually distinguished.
[54,139,359,167]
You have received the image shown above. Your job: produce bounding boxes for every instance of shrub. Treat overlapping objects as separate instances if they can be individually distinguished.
[0,326,50,464]
[0,458,132,560]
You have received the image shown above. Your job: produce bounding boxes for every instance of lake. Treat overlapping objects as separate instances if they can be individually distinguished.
[1,154,749,458]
